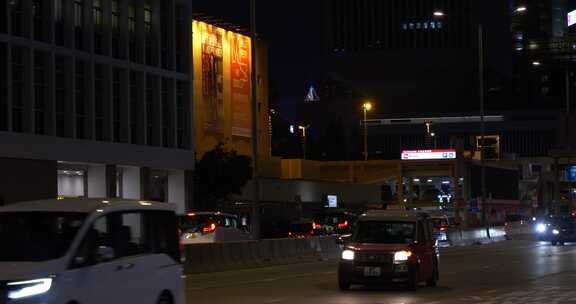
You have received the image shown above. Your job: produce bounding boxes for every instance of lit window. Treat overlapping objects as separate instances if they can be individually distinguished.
[409,23,414,29]
[402,23,407,30]
[416,23,421,29]
[423,23,428,29]
[437,22,443,29]
[74,0,82,27]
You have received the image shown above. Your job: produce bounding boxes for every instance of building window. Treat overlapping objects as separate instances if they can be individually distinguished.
[112,0,119,30]
[55,56,66,137]
[144,1,152,33]
[94,64,105,141]
[93,0,103,54]
[34,51,47,135]
[75,60,86,139]
[128,1,136,33]
[11,47,25,133]
[161,78,170,147]
[33,0,44,41]
[54,0,64,45]
[161,1,170,69]
[0,44,7,131]
[93,0,103,26]
[74,0,83,50]
[146,75,154,145]
[10,0,23,37]
[112,68,122,143]
[176,81,186,149]
[130,71,139,144]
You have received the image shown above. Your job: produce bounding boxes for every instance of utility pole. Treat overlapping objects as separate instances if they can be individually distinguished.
[479,25,489,236]
[250,0,261,240]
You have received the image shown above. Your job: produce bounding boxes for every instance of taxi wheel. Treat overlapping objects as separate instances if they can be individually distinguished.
[551,241,558,246]
[407,269,419,291]
[559,241,565,246]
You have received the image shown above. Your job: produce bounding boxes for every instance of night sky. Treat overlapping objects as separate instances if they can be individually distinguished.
[192,0,324,119]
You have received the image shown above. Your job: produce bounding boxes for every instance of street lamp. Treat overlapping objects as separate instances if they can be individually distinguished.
[298,125,310,160]
[515,6,527,13]
[433,11,445,17]
[362,102,373,161]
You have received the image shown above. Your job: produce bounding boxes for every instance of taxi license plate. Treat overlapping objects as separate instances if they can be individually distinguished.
[363,267,381,277]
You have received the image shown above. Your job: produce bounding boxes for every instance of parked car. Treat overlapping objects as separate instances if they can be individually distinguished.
[313,210,357,235]
[288,220,315,238]
[430,214,457,243]
[338,210,439,291]
[0,199,184,304]
[178,212,251,244]
[504,214,533,236]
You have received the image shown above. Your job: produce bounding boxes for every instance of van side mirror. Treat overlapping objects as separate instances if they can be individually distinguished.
[96,246,115,262]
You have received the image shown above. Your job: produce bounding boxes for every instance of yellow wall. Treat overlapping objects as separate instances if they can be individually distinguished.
[192,21,270,160]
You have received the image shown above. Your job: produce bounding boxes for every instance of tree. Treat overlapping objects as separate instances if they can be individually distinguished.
[194,142,253,211]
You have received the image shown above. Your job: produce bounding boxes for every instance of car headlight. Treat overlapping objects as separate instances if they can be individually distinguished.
[341,249,355,261]
[536,223,547,233]
[8,278,53,299]
[394,251,412,263]
[553,229,560,235]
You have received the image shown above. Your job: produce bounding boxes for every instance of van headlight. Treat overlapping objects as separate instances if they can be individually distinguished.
[394,251,412,263]
[341,249,355,261]
[553,229,560,235]
[8,278,53,299]
[536,223,547,233]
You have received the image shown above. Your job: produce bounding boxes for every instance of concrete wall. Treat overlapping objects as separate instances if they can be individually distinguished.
[122,166,141,200]
[0,158,57,205]
[87,165,106,198]
[168,170,186,214]
[236,178,381,205]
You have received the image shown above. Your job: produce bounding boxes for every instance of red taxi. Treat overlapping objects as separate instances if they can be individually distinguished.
[338,210,439,291]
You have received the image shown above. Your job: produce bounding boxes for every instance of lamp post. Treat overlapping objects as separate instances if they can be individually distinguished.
[298,125,310,160]
[362,102,372,161]
[249,0,260,240]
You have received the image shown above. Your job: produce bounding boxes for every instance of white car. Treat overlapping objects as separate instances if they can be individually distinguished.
[0,199,185,304]
[179,212,252,244]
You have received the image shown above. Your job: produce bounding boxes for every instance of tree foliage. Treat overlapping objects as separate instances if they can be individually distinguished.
[194,142,253,211]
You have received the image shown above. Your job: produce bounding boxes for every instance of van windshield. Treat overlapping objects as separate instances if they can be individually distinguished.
[353,221,415,244]
[0,212,86,262]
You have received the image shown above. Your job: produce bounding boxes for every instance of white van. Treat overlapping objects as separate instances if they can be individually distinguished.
[0,199,185,304]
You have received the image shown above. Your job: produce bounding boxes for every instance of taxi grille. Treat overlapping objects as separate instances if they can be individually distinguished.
[355,252,393,264]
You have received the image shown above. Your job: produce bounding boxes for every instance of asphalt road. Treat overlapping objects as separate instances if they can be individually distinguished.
[185,240,576,304]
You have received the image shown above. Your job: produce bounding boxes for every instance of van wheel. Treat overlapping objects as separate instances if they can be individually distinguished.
[157,292,173,304]
[559,241,565,246]
[338,279,351,291]
[551,241,558,246]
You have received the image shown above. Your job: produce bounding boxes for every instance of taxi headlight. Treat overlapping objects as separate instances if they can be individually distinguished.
[341,250,355,261]
[553,229,560,235]
[394,251,412,263]
[536,223,547,233]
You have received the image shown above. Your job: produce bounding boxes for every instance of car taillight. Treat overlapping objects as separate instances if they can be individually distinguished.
[439,226,447,231]
[202,223,217,234]
[338,221,349,229]
[313,222,321,229]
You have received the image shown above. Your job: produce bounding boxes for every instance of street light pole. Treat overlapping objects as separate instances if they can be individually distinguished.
[249,0,260,240]
[299,125,309,160]
[479,24,488,233]
[362,102,372,161]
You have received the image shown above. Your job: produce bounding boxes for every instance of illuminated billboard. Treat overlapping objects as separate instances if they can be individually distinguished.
[401,149,456,160]
[569,10,576,27]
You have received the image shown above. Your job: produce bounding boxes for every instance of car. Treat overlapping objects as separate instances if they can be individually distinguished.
[178,212,251,244]
[0,198,184,304]
[313,210,357,236]
[288,220,315,238]
[548,216,576,246]
[504,214,533,236]
[337,210,439,291]
[430,214,455,243]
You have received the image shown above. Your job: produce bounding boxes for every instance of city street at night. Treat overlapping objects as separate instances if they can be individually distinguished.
[186,241,576,304]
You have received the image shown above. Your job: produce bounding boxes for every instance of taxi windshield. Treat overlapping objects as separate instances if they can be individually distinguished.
[353,221,415,244]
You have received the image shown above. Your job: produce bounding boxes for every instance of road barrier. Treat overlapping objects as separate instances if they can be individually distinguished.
[184,228,507,274]
[183,236,341,274]
[446,226,507,247]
